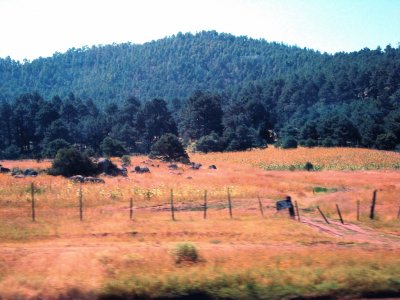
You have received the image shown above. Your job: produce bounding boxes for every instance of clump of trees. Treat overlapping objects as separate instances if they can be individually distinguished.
[48,148,98,177]
[149,134,189,163]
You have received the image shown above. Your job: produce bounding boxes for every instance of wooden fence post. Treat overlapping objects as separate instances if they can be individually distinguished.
[357,200,360,221]
[370,190,377,220]
[79,184,83,221]
[203,190,207,219]
[170,189,175,221]
[317,206,330,224]
[146,189,151,201]
[258,195,264,218]
[129,197,133,220]
[295,201,301,222]
[336,204,344,224]
[31,182,35,222]
[227,188,233,219]
[287,196,295,219]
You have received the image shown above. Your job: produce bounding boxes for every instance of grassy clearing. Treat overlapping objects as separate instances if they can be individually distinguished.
[0,149,399,298]
[0,220,49,241]
[100,249,400,299]
[191,147,400,171]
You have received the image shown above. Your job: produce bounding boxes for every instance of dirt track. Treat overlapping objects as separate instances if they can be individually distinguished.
[301,217,400,248]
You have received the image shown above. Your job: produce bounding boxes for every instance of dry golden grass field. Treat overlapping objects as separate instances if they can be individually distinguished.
[0,147,400,299]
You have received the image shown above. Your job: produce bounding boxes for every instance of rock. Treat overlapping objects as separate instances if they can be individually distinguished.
[208,165,217,170]
[168,164,178,170]
[11,168,23,176]
[121,167,128,177]
[133,166,150,174]
[0,166,10,173]
[69,175,85,183]
[84,177,105,183]
[190,162,202,170]
[97,158,124,176]
[23,169,38,176]
[14,174,25,179]
[97,158,113,172]
[186,176,192,179]
[69,175,105,183]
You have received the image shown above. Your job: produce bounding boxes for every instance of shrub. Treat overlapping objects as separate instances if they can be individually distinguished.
[2,145,21,160]
[225,138,241,151]
[48,148,98,177]
[304,161,314,171]
[321,138,334,147]
[11,167,23,176]
[83,146,95,157]
[101,137,127,157]
[313,186,328,193]
[173,243,199,264]
[149,134,190,163]
[376,132,397,150]
[303,138,317,148]
[42,139,71,158]
[121,155,131,166]
[313,186,338,193]
[195,132,223,153]
[281,137,298,149]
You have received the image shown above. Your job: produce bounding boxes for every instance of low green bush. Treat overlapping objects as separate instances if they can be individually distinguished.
[173,243,199,264]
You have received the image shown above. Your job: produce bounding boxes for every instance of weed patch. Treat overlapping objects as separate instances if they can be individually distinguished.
[173,243,200,264]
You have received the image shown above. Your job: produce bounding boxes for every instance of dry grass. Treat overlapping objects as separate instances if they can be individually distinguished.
[0,148,399,299]
[193,146,400,170]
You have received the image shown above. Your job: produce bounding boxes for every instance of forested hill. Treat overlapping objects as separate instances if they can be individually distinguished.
[0,31,400,159]
[0,31,324,103]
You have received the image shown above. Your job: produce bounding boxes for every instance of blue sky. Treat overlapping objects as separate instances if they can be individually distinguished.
[0,0,399,61]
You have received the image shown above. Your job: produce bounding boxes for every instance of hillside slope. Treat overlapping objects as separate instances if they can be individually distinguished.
[0,31,325,103]
[0,31,399,158]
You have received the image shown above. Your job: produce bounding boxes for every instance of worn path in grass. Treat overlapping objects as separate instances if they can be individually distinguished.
[301,217,400,248]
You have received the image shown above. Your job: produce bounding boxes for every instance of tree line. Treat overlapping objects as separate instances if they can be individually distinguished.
[0,89,274,159]
[0,86,399,161]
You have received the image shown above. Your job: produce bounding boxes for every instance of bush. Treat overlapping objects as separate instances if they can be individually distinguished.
[304,161,314,171]
[2,145,21,160]
[303,138,317,148]
[225,138,241,151]
[83,146,95,157]
[121,155,131,166]
[101,137,127,157]
[281,137,298,149]
[196,132,223,153]
[11,167,23,176]
[321,138,334,147]
[173,243,199,264]
[313,186,328,193]
[48,148,98,177]
[376,132,397,150]
[42,139,71,158]
[149,134,190,163]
